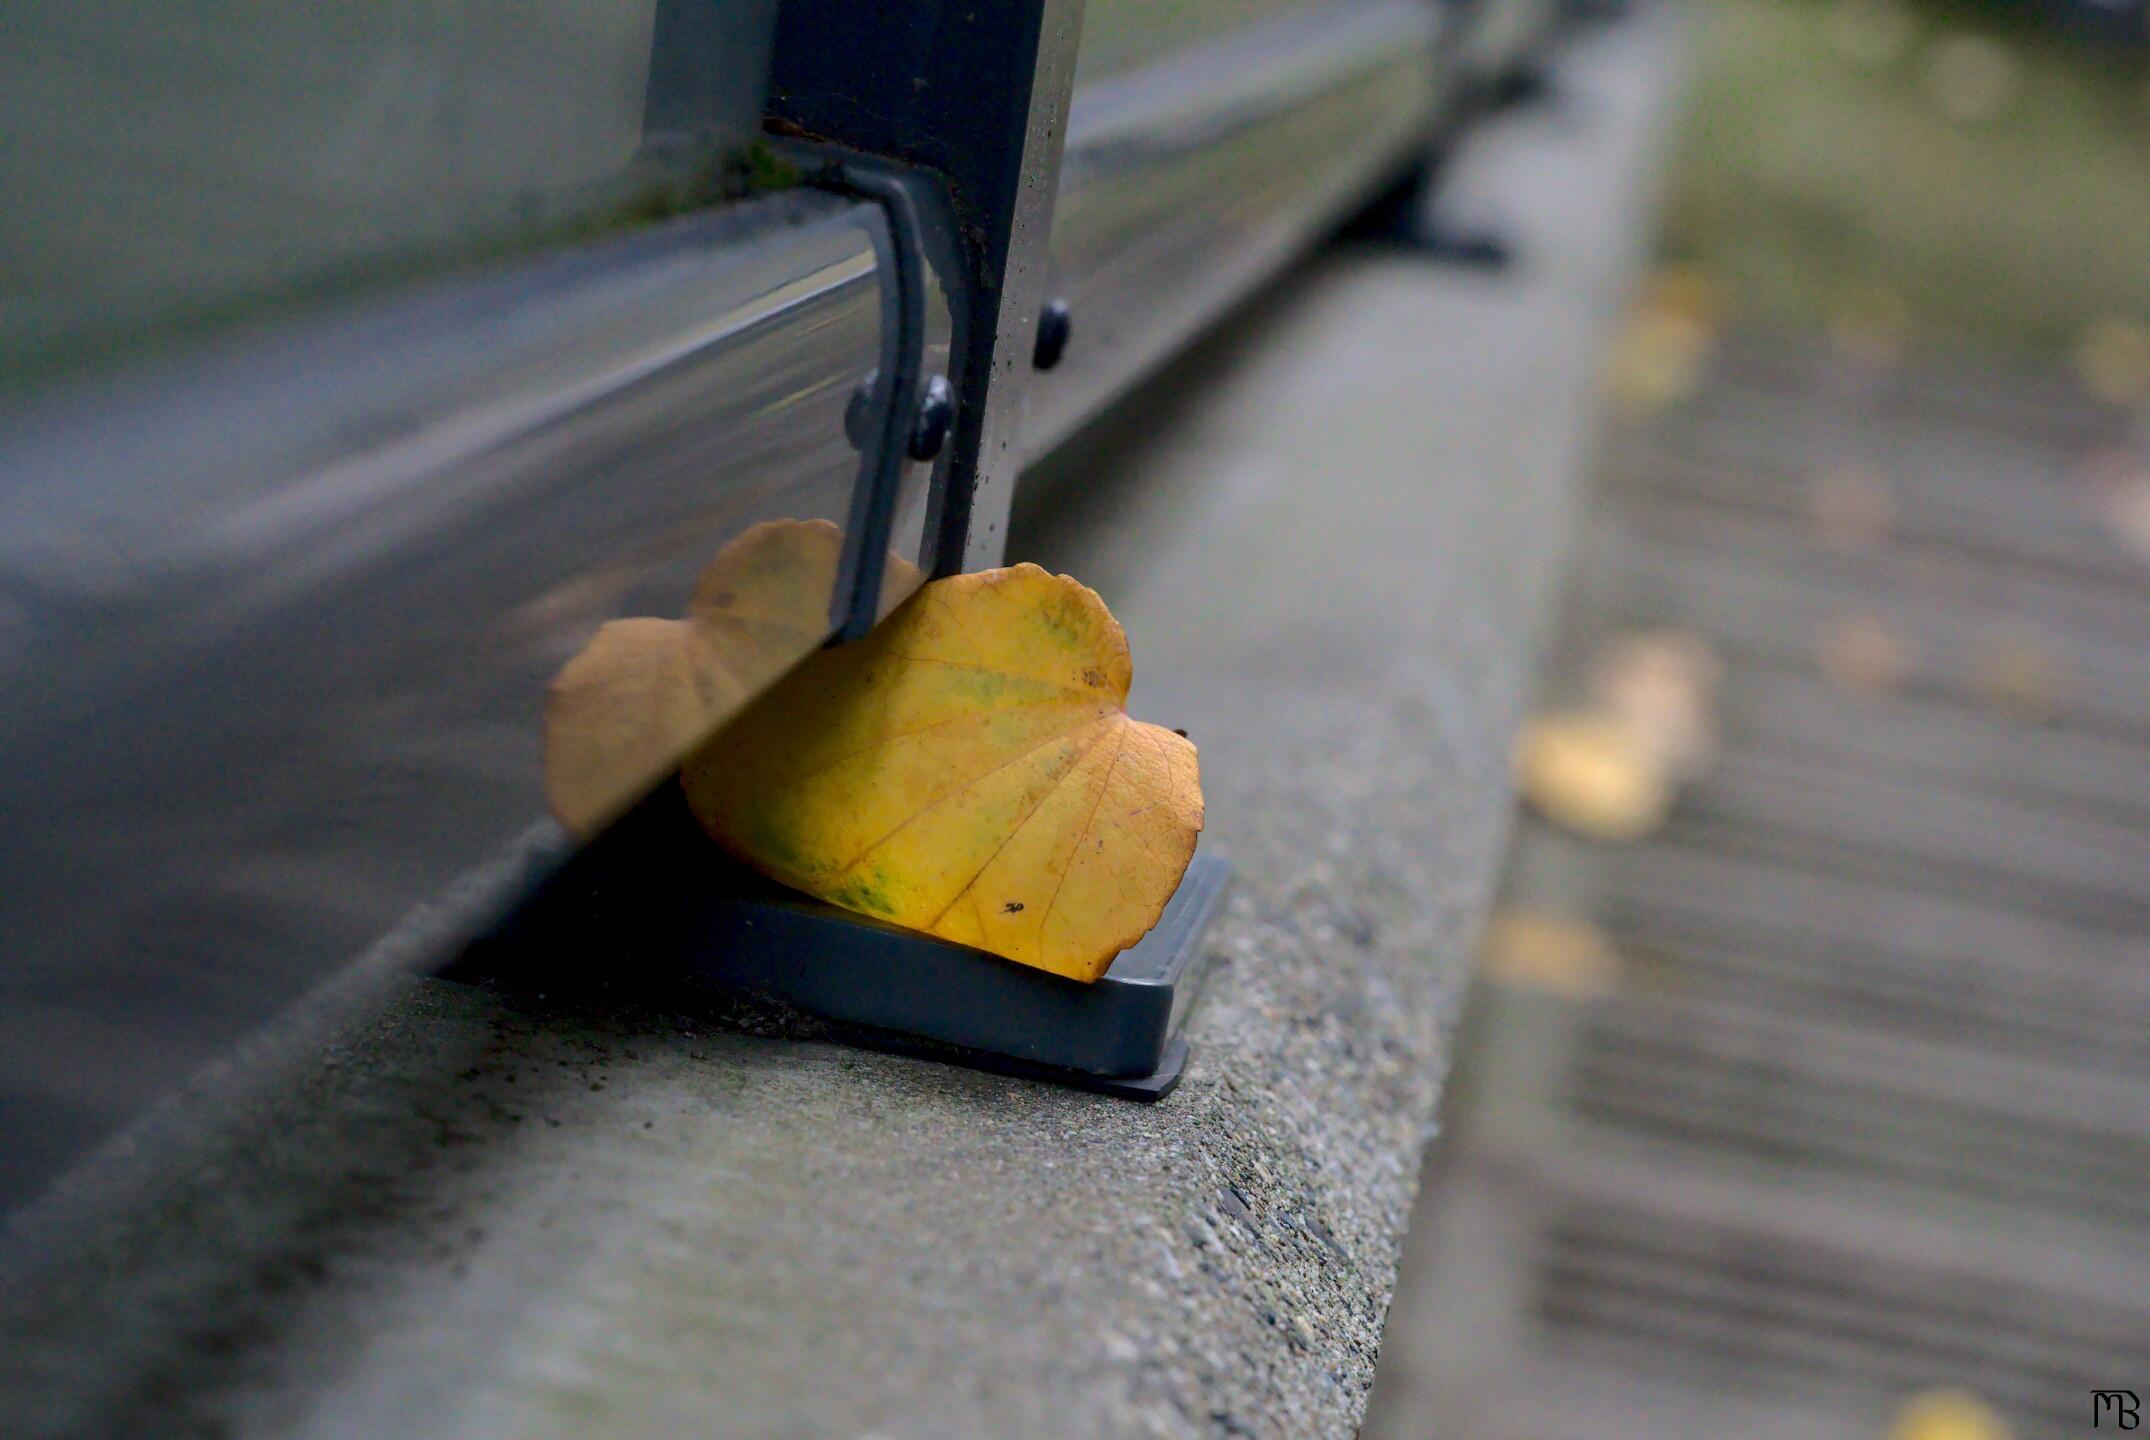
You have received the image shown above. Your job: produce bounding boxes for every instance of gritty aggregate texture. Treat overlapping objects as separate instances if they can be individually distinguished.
[0,23,1669,1437]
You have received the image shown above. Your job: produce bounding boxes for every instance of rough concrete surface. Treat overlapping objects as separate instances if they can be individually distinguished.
[0,18,1674,1439]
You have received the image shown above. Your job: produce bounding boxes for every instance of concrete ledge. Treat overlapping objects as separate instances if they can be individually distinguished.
[0,15,1678,1438]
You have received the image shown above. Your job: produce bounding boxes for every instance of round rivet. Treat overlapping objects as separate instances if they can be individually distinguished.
[1034,300,1072,371]
[843,369,880,451]
[909,375,954,462]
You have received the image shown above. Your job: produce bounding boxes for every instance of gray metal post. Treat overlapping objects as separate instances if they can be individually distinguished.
[765,0,1085,574]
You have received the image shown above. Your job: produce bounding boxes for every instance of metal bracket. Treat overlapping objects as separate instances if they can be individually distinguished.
[800,152,977,641]
[827,180,926,643]
[765,0,1086,576]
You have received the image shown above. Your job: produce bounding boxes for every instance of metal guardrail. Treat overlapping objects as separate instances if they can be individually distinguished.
[0,192,926,1206]
[0,0,1565,1210]
[1033,0,1449,458]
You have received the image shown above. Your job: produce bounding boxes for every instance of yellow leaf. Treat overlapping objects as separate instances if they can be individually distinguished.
[1885,1390,2012,1440]
[1479,909,1621,998]
[685,514,918,657]
[1515,711,1672,843]
[544,617,732,840]
[1585,628,1724,782]
[682,563,1204,982]
[543,518,920,838]
[1602,265,1728,415]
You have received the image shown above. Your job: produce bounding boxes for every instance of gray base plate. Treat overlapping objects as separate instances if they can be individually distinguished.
[458,787,1227,1098]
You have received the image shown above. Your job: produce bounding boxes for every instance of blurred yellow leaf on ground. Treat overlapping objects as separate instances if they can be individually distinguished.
[1604,266,1728,414]
[1516,710,1673,842]
[1479,909,1621,998]
[1884,1389,2013,1440]
[1586,627,1724,781]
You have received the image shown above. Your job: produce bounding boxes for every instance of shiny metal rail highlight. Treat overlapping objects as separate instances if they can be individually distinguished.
[0,192,939,1207]
[1026,0,1448,458]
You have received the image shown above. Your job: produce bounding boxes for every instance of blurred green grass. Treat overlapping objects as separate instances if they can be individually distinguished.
[1658,0,2150,353]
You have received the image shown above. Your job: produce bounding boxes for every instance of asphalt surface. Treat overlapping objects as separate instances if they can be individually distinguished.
[0,15,1676,1438]
[1366,326,2150,1439]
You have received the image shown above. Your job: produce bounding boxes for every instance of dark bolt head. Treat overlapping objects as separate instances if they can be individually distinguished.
[847,371,953,463]
[908,375,954,463]
[1034,300,1072,371]
[843,369,880,451]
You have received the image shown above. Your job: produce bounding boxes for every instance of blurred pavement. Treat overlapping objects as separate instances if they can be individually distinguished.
[1365,322,2150,1437]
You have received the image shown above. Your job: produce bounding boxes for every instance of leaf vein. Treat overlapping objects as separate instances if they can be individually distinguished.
[781,695,1082,785]
[877,653,1090,695]
[1035,723,1131,955]
[920,717,1120,932]
[828,713,1114,878]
